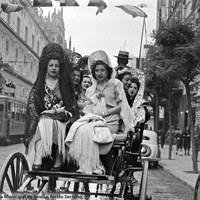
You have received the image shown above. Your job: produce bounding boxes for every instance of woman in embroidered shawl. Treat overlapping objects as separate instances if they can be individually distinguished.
[127,70,150,166]
[116,67,132,93]
[127,69,149,128]
[65,50,132,175]
[24,43,79,171]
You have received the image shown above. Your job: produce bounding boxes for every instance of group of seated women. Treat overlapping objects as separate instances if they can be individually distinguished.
[23,43,149,176]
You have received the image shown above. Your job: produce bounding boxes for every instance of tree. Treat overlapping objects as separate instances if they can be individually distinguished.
[146,21,200,172]
[144,46,179,160]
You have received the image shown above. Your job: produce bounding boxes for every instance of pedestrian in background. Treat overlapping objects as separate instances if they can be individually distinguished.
[175,127,183,156]
[114,50,132,72]
[159,128,165,149]
[183,126,191,156]
[166,125,175,150]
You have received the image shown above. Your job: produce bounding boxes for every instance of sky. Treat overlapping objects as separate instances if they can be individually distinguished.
[42,0,157,66]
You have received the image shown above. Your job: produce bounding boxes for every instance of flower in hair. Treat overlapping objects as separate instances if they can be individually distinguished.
[117,68,130,75]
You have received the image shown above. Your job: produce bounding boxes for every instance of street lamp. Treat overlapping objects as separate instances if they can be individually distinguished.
[0,3,23,14]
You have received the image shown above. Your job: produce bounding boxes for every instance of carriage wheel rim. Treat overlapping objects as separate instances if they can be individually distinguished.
[0,152,29,195]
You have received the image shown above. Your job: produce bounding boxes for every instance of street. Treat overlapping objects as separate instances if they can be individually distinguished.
[0,143,194,200]
[147,167,194,200]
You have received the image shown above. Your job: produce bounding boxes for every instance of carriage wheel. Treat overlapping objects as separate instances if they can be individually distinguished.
[193,174,200,200]
[0,152,29,195]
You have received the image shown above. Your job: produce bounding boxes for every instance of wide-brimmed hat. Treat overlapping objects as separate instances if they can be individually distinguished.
[88,50,112,71]
[114,50,132,60]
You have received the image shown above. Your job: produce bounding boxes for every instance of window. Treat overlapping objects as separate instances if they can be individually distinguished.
[37,41,39,54]
[17,17,20,35]
[6,40,9,52]
[25,26,28,42]
[15,48,18,60]
[32,35,35,49]
[7,13,11,25]
[24,55,27,64]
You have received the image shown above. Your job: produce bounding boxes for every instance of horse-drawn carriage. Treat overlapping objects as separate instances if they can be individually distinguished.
[0,47,152,200]
[0,125,152,200]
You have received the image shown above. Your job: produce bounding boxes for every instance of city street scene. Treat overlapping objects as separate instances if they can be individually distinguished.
[0,0,199,200]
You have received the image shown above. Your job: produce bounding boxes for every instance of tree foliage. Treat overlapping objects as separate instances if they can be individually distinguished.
[156,21,195,50]
[145,20,200,171]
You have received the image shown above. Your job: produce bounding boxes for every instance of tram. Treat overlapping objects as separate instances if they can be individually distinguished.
[0,94,26,145]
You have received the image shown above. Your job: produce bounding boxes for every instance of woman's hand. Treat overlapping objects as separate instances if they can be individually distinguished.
[96,92,105,100]
[55,106,65,113]
[94,111,110,118]
[41,109,56,114]
[41,106,65,115]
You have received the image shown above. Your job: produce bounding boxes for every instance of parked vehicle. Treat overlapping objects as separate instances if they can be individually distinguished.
[141,129,161,168]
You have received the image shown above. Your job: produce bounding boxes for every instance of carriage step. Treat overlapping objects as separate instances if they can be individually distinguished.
[26,170,113,180]
[126,151,140,156]
[124,167,143,171]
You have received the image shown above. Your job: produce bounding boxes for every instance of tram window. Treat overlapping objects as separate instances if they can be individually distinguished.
[19,105,22,121]
[0,104,4,120]
[8,102,11,113]
[17,105,20,121]
[12,112,14,119]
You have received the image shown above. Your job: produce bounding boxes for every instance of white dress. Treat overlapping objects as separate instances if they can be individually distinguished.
[65,78,132,174]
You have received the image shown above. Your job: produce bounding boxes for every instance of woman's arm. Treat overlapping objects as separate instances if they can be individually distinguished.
[102,105,121,118]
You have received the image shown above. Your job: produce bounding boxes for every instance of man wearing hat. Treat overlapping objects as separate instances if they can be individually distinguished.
[114,50,132,72]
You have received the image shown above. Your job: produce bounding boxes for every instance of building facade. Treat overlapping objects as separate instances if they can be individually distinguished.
[0,0,67,103]
[157,0,200,28]
[156,0,200,131]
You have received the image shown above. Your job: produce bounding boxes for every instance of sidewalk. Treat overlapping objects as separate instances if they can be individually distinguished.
[159,145,200,189]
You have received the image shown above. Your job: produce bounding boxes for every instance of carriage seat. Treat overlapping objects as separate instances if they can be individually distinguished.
[112,130,128,149]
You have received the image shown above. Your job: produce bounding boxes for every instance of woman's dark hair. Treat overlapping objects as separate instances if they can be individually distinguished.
[82,74,92,80]
[28,43,78,115]
[73,65,82,73]
[130,77,140,93]
[71,66,83,96]
[77,56,89,69]
[24,43,79,149]
[72,66,83,84]
[91,60,113,80]
[116,67,132,81]
[127,77,141,107]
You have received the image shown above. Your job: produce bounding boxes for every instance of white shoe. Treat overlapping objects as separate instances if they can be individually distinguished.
[92,166,105,175]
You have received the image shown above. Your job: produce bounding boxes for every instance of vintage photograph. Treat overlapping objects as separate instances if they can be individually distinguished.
[0,0,198,199]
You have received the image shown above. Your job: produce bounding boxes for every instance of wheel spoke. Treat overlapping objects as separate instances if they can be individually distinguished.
[196,181,200,198]
[194,176,200,200]
[5,173,14,192]
[0,152,29,194]
[10,160,16,190]
[19,167,24,186]
[16,157,20,185]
